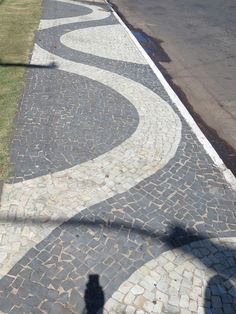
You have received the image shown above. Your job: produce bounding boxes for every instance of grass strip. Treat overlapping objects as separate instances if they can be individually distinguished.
[0,0,42,181]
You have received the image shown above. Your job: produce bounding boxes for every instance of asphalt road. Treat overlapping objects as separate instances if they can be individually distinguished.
[110,0,236,170]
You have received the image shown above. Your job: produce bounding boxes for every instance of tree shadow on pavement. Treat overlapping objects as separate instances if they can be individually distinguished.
[0,61,57,69]
[0,207,236,313]
[163,225,236,314]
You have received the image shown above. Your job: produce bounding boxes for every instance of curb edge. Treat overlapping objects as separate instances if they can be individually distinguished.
[106,0,236,192]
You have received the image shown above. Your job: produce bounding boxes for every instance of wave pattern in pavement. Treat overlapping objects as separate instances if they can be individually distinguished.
[0,0,235,313]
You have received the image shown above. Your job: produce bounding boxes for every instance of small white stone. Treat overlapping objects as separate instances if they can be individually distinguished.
[164,262,175,272]
[194,286,202,296]
[119,281,133,294]
[0,252,7,263]
[169,286,179,296]
[149,270,161,282]
[154,266,166,275]
[183,270,192,280]
[143,300,154,312]
[156,279,169,293]
[140,279,155,291]
[139,266,151,275]
[189,291,198,301]
[156,291,168,303]
[165,250,176,262]
[181,309,191,314]
[131,285,144,296]
[179,295,189,308]
[182,278,192,289]
[198,306,205,314]
[189,300,197,311]
[143,290,154,302]
[158,256,168,266]
[147,260,158,269]
[165,303,179,313]
[194,268,204,278]
[169,271,182,281]
[170,279,181,290]
[193,276,202,286]
[197,296,204,307]
[169,295,179,307]
[105,299,119,311]
[125,305,136,314]
[175,265,185,275]
[184,261,195,272]
[115,303,126,313]
[129,273,143,284]
[124,292,136,305]
[152,300,163,314]
[112,291,124,302]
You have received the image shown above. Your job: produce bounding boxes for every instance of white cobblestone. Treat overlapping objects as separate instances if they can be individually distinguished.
[179,295,189,308]
[169,295,180,307]
[152,301,163,314]
[125,305,136,314]
[112,291,125,303]
[119,282,133,294]
[130,285,144,296]
[124,292,136,305]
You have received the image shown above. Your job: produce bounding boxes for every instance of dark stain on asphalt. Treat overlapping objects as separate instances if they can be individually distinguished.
[108,1,236,178]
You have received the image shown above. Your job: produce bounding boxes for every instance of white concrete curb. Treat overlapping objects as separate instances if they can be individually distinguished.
[106,0,236,192]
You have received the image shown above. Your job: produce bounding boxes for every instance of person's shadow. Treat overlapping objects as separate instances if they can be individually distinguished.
[206,275,236,313]
[163,225,236,314]
[83,274,104,314]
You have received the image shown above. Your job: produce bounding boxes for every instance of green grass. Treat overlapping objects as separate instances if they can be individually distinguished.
[0,0,42,181]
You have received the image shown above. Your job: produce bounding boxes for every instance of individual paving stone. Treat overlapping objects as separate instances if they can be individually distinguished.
[130,285,144,296]
[124,292,136,305]
[125,305,136,314]
[179,295,189,308]
[181,309,191,314]
[189,300,198,312]
[119,282,133,294]
[212,295,223,308]
[164,303,179,313]
[112,291,124,303]
[48,303,75,314]
[169,295,180,307]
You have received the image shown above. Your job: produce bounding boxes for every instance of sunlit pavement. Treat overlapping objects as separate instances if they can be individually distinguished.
[0,0,235,313]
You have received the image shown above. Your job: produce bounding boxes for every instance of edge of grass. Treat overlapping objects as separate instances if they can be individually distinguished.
[0,0,43,182]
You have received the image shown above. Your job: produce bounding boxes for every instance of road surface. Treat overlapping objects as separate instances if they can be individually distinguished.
[110,0,236,172]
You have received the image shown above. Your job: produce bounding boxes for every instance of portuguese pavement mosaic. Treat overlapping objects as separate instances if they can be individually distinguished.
[0,0,236,313]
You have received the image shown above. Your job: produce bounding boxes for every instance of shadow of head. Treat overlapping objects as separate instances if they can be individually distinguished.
[84,274,104,314]
[163,224,236,313]
[206,275,236,313]
[163,224,236,278]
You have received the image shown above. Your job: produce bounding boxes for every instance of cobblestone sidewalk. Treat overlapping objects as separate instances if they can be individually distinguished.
[0,0,236,313]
